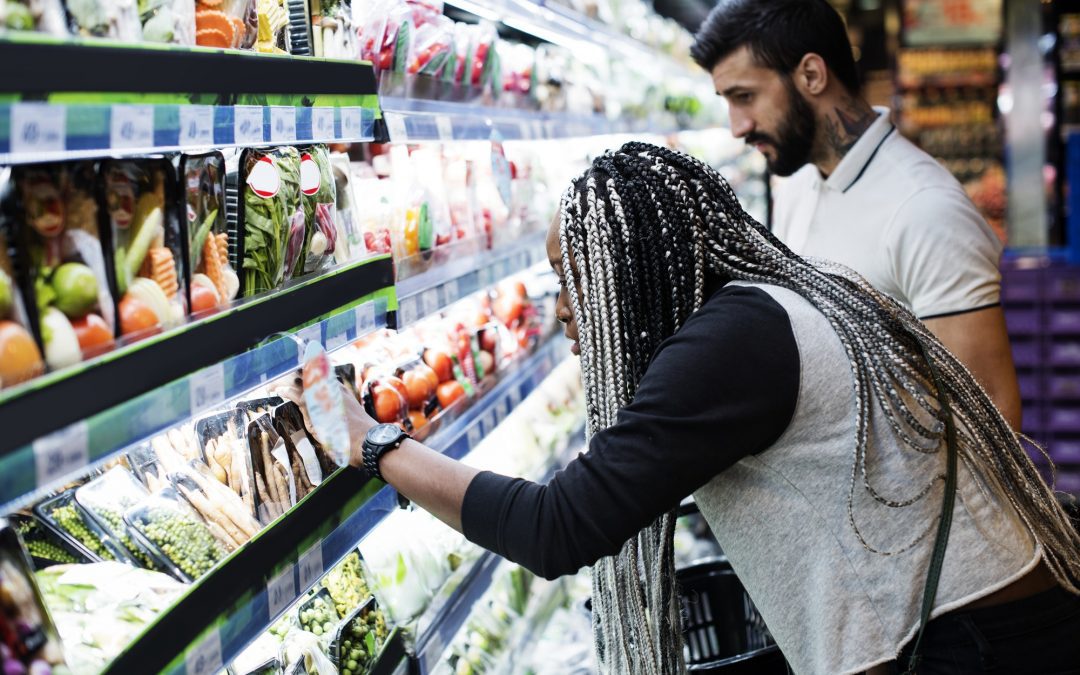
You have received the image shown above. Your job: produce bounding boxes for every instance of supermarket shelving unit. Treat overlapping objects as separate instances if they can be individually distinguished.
[0,1,740,672]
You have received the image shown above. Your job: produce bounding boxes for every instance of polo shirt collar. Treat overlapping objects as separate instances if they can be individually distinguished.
[823,106,895,193]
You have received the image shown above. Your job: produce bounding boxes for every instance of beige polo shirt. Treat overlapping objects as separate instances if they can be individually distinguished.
[772,107,1003,319]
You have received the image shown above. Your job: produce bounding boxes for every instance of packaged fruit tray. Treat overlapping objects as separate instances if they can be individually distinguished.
[8,512,93,570]
[298,586,340,638]
[33,488,129,563]
[330,597,393,675]
[123,485,228,582]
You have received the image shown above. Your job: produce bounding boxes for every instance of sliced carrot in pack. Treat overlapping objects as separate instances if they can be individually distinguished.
[196,27,231,48]
[196,10,235,43]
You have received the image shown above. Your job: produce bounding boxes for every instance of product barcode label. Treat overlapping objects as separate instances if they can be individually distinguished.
[385,113,407,141]
[110,105,154,149]
[312,108,336,139]
[298,544,324,591]
[179,105,214,146]
[32,421,89,489]
[234,106,264,144]
[355,302,377,335]
[10,103,65,153]
[341,108,363,139]
[270,106,297,142]
[185,630,223,675]
[188,363,225,416]
[266,565,297,619]
[435,115,454,140]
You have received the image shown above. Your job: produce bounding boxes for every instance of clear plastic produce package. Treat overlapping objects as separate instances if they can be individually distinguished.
[179,152,239,314]
[123,485,228,581]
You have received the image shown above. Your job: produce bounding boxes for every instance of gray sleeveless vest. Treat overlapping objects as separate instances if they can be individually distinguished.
[693,282,1038,675]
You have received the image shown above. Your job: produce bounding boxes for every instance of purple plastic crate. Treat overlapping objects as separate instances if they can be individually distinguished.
[1049,438,1080,463]
[1049,374,1080,399]
[1018,373,1042,400]
[1048,406,1080,433]
[1055,471,1080,494]
[1001,270,1041,303]
[1049,308,1080,334]
[1048,341,1080,367]
[1023,405,1044,435]
[1005,308,1041,335]
[1047,269,1080,302]
[1011,340,1042,367]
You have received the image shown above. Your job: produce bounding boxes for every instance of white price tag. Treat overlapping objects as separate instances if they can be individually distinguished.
[110,105,154,149]
[266,565,297,619]
[185,630,223,675]
[298,544,324,591]
[234,106,264,144]
[270,106,297,142]
[508,386,522,409]
[312,107,336,139]
[495,398,509,424]
[189,362,225,416]
[341,108,363,139]
[385,113,407,141]
[398,296,418,326]
[531,120,544,140]
[326,333,347,351]
[179,105,214,146]
[355,302,376,336]
[444,278,460,303]
[298,324,321,346]
[33,421,89,488]
[10,103,65,154]
[466,423,483,450]
[421,288,440,317]
[482,409,496,435]
[435,115,454,141]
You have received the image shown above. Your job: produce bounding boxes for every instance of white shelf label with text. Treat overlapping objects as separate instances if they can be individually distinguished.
[312,108,336,139]
[234,106,264,144]
[179,105,214,146]
[110,105,154,149]
[185,630,223,675]
[267,565,297,619]
[33,421,89,488]
[270,106,297,142]
[298,544,324,591]
[385,113,407,140]
[188,362,225,416]
[355,302,377,335]
[435,115,454,140]
[298,324,321,347]
[341,108,363,139]
[10,103,65,154]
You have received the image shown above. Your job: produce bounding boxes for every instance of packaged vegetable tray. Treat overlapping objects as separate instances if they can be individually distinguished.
[320,549,372,619]
[330,596,391,675]
[32,488,128,563]
[237,147,302,297]
[123,485,228,582]
[179,152,239,315]
[295,145,340,278]
[273,400,328,499]
[101,158,187,342]
[75,465,167,571]
[8,162,117,373]
[194,0,256,48]
[195,408,259,519]
[0,519,69,672]
[63,0,142,39]
[246,413,297,524]
[0,0,67,34]
[297,586,339,638]
[138,0,196,43]
[8,512,92,570]
[0,227,45,389]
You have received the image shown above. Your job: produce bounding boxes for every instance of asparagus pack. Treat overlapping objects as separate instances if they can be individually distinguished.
[195,409,258,519]
[246,414,297,524]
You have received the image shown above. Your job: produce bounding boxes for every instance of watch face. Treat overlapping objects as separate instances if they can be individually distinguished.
[369,423,402,445]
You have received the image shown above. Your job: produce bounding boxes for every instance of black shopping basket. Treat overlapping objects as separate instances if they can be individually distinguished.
[677,558,788,674]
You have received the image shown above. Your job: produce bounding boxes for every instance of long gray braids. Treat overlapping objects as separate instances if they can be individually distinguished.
[559,142,1080,674]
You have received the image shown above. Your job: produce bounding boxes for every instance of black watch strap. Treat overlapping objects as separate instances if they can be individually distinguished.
[361,427,409,482]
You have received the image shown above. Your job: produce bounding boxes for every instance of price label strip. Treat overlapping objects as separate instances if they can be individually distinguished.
[266,564,297,620]
[297,324,321,347]
[270,106,297,142]
[10,103,65,154]
[298,544,324,592]
[188,362,225,416]
[355,302,377,336]
[421,288,441,317]
[312,107,336,140]
[385,113,407,141]
[341,108,363,139]
[185,630,223,675]
[234,106,265,145]
[178,105,214,146]
[435,115,454,141]
[110,105,154,149]
[32,421,89,489]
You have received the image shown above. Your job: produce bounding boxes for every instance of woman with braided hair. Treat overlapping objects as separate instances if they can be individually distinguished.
[340,142,1080,674]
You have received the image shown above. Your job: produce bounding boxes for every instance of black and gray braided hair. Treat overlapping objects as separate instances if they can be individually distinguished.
[559,142,1080,673]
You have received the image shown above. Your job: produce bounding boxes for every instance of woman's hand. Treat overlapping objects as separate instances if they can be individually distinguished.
[273,374,377,466]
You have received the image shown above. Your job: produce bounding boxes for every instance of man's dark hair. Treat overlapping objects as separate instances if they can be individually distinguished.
[691,0,860,93]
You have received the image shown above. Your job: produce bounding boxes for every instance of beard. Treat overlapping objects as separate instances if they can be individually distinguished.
[746,78,816,177]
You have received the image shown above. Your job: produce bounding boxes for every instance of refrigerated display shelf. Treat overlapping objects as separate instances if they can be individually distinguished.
[99,333,568,675]
[0,38,380,163]
[394,230,547,328]
[0,256,395,506]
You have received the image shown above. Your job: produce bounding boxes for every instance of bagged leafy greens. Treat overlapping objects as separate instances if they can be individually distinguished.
[240,147,301,296]
[296,145,339,277]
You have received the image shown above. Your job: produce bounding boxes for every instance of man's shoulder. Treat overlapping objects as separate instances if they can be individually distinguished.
[874,132,965,196]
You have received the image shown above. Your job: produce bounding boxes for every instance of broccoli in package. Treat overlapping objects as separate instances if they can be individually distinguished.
[240,147,302,297]
[10,162,117,373]
[102,158,187,342]
[180,152,239,314]
[295,146,340,277]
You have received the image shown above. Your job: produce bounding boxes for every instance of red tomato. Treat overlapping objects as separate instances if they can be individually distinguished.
[402,369,434,409]
[70,313,115,357]
[415,363,439,391]
[373,387,404,423]
[493,294,524,326]
[424,349,453,383]
[190,284,220,314]
[119,296,160,337]
[436,380,465,409]
[407,409,428,431]
[480,329,498,354]
[379,375,408,402]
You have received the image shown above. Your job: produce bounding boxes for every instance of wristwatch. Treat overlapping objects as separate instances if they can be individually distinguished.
[361,423,410,482]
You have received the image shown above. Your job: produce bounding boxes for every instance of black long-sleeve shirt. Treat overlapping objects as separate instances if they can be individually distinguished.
[461,284,801,579]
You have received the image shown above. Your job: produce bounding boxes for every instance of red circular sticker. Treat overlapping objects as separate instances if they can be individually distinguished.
[300,153,320,196]
[246,156,281,199]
